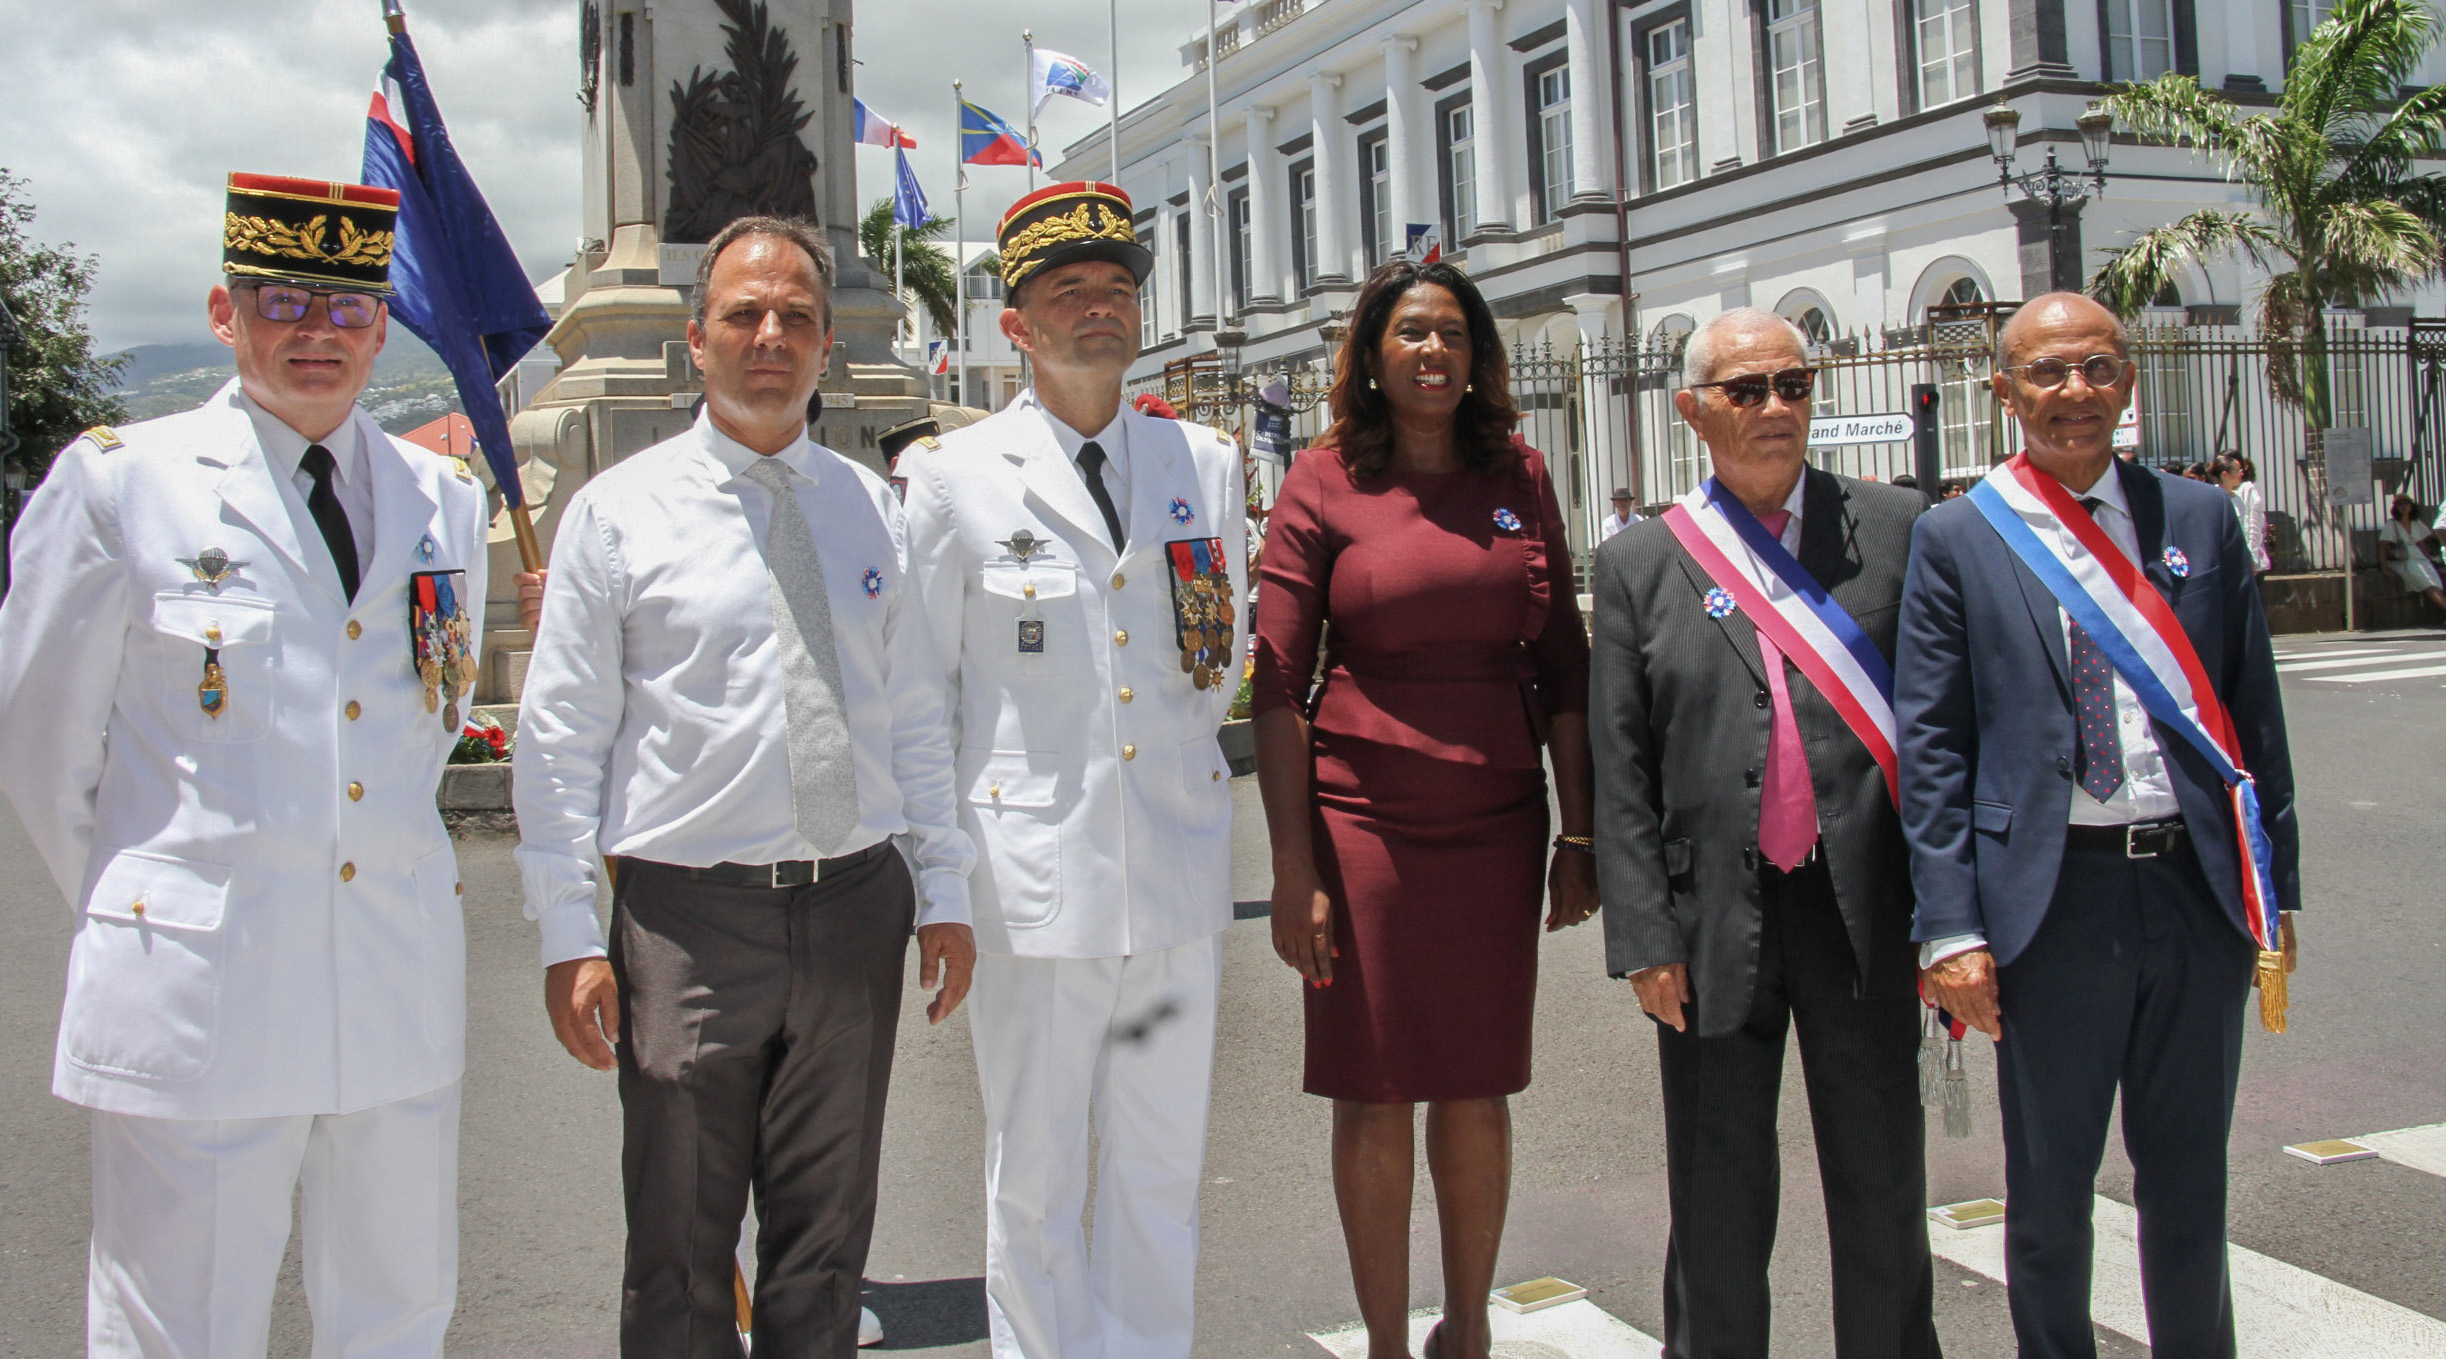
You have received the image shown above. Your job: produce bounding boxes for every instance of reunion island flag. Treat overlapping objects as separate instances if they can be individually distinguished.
[960,99,1042,168]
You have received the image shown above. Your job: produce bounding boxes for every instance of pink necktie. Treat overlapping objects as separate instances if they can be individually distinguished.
[1754,510,1819,871]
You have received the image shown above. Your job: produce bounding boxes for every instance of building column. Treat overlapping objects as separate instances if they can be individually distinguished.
[1562,0,1609,202]
[1565,290,1625,545]
[2006,0,2076,80]
[1245,102,1283,306]
[1464,0,1519,236]
[1382,35,1423,256]
[1308,71,1352,285]
[1187,134,1219,330]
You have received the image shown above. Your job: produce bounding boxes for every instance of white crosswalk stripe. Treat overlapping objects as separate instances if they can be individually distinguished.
[2273,635,2446,684]
[1928,1195,2446,1356]
[2344,1122,2446,1180]
[1308,1300,1661,1358]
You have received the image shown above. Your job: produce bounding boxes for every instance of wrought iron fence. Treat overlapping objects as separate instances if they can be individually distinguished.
[1131,318,2446,578]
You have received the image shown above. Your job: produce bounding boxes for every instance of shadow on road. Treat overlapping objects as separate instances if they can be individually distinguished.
[859,1276,989,1350]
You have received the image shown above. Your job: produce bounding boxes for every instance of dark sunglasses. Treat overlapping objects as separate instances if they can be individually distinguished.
[2005,353,2127,389]
[241,284,383,330]
[1690,367,1817,407]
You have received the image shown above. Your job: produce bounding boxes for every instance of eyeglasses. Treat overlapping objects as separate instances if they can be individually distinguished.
[242,284,382,330]
[2005,353,2127,389]
[1690,367,1816,407]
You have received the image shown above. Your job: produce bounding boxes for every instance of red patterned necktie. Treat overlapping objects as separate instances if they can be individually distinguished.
[1753,509,1819,871]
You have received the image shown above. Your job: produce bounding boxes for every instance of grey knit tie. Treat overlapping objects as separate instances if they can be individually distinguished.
[743,457,860,854]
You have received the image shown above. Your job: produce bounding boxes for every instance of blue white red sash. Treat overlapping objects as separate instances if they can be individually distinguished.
[1661,478,1900,804]
[1966,455,2284,951]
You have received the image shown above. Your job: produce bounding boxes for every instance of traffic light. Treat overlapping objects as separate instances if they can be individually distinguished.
[1911,383,1942,493]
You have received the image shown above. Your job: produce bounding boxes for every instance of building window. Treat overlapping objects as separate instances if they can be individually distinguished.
[2287,0,2332,55]
[1794,306,1832,345]
[1646,19,1699,190]
[1445,104,1478,242]
[1915,0,1979,108]
[2104,0,2175,80]
[1229,188,1252,312]
[1293,162,1318,291]
[1140,226,1161,346]
[1534,65,1574,221]
[1175,212,1193,325]
[1767,0,1828,154]
[1361,133,1392,266]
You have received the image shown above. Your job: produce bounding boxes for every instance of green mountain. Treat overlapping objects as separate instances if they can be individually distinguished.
[110,329,466,435]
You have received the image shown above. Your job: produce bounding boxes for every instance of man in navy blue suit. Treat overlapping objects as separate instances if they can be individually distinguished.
[1895,292,2296,1359]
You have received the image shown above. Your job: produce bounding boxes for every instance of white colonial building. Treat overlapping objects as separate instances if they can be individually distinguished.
[1053,0,2446,552]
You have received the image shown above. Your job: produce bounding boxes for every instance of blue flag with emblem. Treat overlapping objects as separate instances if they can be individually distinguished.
[893,146,930,230]
[363,25,549,508]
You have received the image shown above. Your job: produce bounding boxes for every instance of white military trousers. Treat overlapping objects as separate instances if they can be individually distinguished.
[87,1081,459,1359]
[970,935,1221,1359]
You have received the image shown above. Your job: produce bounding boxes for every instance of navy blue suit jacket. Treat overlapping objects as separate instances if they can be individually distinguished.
[1893,460,2298,965]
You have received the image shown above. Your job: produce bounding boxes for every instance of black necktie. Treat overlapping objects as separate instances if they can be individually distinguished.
[2069,496,2124,800]
[301,444,361,602]
[1076,440,1126,552]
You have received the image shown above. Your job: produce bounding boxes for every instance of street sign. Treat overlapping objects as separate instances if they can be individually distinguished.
[1808,413,1915,447]
[2112,395,2140,450]
[2325,427,2374,507]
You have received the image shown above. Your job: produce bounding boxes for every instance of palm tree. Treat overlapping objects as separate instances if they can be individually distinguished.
[2088,0,2446,432]
[860,198,960,340]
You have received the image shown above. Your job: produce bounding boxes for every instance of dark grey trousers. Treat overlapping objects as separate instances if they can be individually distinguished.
[609,850,915,1359]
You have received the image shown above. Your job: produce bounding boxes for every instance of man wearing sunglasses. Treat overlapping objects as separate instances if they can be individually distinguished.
[1591,308,1940,1357]
[1897,292,2294,1359]
[0,173,488,1358]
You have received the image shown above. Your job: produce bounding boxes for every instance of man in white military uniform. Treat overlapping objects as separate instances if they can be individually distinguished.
[897,181,1247,1359]
[0,173,487,1358]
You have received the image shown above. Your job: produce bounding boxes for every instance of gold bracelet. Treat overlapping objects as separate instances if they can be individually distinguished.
[1552,834,1595,853]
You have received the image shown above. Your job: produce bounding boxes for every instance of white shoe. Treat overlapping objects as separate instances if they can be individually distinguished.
[858,1306,884,1347]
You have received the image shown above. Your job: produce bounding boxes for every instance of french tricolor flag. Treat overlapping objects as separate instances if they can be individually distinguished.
[853,98,916,149]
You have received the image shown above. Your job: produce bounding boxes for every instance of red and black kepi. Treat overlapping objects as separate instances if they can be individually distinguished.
[996,181,1152,295]
[222,172,401,295]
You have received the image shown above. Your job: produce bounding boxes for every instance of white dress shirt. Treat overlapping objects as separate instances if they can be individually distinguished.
[1022,389,1132,521]
[237,386,376,569]
[513,414,975,967]
[1922,463,2179,969]
[1600,509,1643,541]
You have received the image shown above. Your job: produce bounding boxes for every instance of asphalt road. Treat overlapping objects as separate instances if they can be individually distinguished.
[3,629,2445,1357]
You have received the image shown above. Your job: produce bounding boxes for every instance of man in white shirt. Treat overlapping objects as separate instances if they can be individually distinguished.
[512,216,976,1356]
[895,183,1247,1359]
[1599,487,1641,541]
[0,173,487,1359]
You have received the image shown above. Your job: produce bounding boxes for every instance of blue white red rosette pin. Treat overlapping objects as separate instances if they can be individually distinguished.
[1704,587,1738,619]
[862,568,884,598]
[1169,497,1195,524]
[1493,507,1523,532]
[2161,546,2190,577]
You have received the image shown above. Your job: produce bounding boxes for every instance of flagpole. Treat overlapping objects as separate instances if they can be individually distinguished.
[1206,0,1227,326]
[1108,0,1122,185]
[384,0,405,36]
[1022,30,1037,194]
[954,78,969,409]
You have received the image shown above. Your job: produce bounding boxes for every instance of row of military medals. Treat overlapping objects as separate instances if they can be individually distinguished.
[1168,538,1235,691]
[412,567,477,731]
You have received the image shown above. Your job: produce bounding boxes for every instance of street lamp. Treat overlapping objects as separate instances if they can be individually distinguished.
[1984,99,2115,292]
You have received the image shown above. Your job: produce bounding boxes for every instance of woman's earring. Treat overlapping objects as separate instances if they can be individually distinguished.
[1367,377,1379,390]
[1464,382,1475,393]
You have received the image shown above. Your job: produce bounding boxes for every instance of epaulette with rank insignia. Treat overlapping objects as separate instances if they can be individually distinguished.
[80,426,124,453]
[916,435,943,451]
[449,456,475,483]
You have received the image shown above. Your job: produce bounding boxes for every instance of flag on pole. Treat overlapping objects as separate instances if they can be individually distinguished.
[960,99,1042,167]
[1030,48,1113,116]
[1406,223,1443,264]
[363,27,549,508]
[854,98,918,149]
[928,340,951,376]
[893,147,931,230]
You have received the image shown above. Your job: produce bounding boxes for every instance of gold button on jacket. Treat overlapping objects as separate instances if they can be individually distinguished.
[344,701,361,721]
[339,862,356,883]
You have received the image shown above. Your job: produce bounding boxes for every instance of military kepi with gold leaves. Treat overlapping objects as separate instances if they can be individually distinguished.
[222,172,400,295]
[997,181,1152,295]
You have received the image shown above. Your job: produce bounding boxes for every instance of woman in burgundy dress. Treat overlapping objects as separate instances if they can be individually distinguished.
[1252,260,1597,1359]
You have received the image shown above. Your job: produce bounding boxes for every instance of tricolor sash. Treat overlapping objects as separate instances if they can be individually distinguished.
[1965,456,2285,966]
[1661,478,1900,804]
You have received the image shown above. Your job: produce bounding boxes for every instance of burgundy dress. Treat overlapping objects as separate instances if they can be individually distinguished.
[1252,442,1589,1102]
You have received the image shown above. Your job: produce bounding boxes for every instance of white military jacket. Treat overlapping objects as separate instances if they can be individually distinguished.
[899,397,1247,959]
[0,380,489,1120]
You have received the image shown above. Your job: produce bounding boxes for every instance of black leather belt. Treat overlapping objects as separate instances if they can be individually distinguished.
[2065,819,2188,859]
[632,841,891,889]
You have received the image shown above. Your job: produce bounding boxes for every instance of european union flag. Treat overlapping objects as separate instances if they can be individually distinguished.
[362,29,549,508]
[894,147,930,231]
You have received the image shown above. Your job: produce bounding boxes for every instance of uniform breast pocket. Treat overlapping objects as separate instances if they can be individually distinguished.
[151,593,278,743]
[63,851,230,1082]
[979,562,1083,674]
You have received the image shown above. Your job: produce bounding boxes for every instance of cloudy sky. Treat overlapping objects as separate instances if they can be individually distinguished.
[0,0,1209,353]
